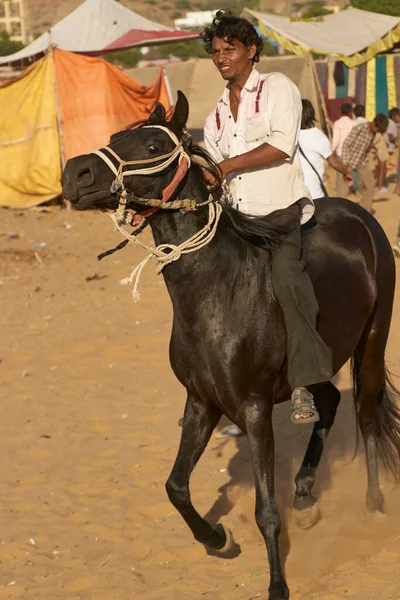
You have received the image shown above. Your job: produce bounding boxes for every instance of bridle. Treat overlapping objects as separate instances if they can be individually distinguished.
[91,123,226,302]
[92,125,192,225]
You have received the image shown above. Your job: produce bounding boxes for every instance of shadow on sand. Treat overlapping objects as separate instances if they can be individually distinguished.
[203,387,358,566]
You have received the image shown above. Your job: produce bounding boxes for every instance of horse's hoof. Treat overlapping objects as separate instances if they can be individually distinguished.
[293,501,320,529]
[216,524,235,554]
[366,489,385,514]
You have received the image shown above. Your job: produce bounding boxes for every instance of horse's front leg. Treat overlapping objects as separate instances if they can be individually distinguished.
[246,400,289,600]
[166,393,233,551]
[293,381,341,528]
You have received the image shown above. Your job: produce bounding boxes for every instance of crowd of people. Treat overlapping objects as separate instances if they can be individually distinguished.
[299,98,400,218]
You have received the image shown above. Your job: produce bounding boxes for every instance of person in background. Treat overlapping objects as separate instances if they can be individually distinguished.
[332,103,355,157]
[373,132,389,194]
[384,107,399,155]
[299,99,353,199]
[384,107,400,171]
[337,114,388,214]
[332,103,355,196]
[354,104,368,125]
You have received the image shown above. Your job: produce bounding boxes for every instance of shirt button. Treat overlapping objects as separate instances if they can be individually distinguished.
[238,198,242,201]
[229,115,232,119]
[238,176,241,180]
[233,134,237,137]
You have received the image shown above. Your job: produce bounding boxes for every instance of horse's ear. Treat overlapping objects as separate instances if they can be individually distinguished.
[169,91,189,136]
[149,102,166,123]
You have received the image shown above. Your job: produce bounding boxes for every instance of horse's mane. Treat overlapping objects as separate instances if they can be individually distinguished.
[111,113,288,254]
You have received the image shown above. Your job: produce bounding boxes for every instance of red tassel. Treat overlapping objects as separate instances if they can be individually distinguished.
[255,79,265,113]
[216,108,221,130]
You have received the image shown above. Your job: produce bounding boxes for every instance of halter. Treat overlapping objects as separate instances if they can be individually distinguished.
[92,125,192,224]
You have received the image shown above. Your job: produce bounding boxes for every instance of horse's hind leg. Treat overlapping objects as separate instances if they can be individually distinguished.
[293,381,341,528]
[165,393,232,551]
[353,331,387,513]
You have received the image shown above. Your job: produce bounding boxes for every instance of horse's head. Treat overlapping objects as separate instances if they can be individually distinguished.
[62,91,191,212]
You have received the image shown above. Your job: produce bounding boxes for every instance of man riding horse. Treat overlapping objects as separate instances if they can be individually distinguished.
[202,10,351,423]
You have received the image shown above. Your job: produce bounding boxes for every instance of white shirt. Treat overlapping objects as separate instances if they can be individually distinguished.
[355,116,368,125]
[331,116,355,157]
[299,128,332,199]
[203,69,313,224]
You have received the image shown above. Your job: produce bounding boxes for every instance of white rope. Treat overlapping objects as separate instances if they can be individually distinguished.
[109,201,223,302]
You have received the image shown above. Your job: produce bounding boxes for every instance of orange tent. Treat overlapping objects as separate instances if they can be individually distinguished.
[55,49,171,162]
[0,49,171,208]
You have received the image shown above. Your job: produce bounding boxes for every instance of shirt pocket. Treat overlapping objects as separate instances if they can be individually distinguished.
[245,115,270,144]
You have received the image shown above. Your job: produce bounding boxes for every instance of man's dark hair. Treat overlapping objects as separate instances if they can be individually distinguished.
[341,103,352,116]
[389,107,400,120]
[301,99,316,129]
[201,9,264,63]
[354,104,365,118]
[374,113,389,133]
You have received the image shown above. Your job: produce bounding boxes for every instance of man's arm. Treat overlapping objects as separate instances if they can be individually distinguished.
[331,121,340,155]
[217,144,288,180]
[326,154,354,185]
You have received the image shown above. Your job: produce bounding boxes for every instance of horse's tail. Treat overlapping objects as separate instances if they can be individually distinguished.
[351,355,400,481]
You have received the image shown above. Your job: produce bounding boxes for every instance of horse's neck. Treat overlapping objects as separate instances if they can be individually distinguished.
[147,178,238,298]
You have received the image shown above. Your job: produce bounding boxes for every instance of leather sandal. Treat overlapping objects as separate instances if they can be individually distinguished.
[290,388,320,424]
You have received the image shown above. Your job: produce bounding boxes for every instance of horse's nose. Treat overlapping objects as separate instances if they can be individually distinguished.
[76,165,95,188]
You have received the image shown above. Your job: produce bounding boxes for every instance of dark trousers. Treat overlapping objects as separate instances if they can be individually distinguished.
[269,202,333,390]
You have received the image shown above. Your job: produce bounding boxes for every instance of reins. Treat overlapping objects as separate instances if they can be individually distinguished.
[93,124,226,301]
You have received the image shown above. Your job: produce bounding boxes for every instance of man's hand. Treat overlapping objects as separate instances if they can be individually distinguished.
[343,173,355,186]
[203,168,218,187]
[202,161,228,187]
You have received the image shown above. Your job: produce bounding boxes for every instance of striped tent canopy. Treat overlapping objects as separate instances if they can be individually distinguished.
[315,54,400,122]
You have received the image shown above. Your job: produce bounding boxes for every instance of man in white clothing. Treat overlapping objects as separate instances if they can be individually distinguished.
[201,10,333,424]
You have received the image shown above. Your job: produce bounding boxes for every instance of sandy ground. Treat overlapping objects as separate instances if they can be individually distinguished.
[2,174,400,599]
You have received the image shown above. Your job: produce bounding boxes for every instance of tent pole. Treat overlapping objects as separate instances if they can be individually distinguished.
[163,67,175,105]
[311,57,332,140]
[48,31,69,209]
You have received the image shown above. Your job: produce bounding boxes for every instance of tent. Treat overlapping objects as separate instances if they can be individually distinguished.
[104,29,199,51]
[0,50,170,208]
[0,0,198,65]
[243,7,400,121]
[243,7,400,68]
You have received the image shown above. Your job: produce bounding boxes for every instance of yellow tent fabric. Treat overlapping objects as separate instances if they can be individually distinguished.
[0,54,61,208]
[243,7,400,68]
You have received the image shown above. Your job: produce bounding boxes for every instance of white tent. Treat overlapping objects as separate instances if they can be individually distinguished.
[243,7,400,67]
[0,0,175,65]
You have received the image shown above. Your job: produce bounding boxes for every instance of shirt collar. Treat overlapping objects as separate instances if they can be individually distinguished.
[218,68,261,106]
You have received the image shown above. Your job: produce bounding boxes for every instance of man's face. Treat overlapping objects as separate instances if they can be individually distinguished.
[392,113,400,124]
[211,36,256,82]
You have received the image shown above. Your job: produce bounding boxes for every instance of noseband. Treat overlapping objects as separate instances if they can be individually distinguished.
[92,125,192,224]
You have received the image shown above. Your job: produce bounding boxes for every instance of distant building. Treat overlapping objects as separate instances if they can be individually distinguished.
[0,0,32,44]
[174,10,217,30]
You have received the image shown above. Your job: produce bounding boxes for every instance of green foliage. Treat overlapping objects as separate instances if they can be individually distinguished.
[260,40,276,56]
[175,0,191,8]
[0,31,24,57]
[158,39,211,61]
[103,49,142,69]
[350,0,400,16]
[302,5,333,18]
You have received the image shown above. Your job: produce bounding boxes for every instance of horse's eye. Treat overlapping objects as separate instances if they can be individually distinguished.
[148,145,159,155]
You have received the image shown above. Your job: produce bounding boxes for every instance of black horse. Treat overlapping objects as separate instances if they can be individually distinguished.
[62,92,400,600]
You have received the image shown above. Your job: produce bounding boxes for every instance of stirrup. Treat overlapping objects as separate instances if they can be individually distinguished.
[290,389,320,424]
